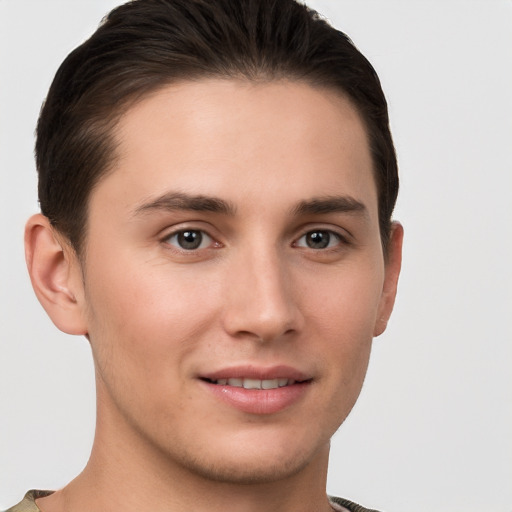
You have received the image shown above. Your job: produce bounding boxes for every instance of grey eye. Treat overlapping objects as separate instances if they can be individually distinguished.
[166,230,212,250]
[296,230,341,249]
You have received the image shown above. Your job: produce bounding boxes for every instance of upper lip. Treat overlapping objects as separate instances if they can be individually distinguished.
[200,365,312,382]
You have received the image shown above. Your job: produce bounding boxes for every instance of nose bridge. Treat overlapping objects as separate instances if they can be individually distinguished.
[223,242,300,341]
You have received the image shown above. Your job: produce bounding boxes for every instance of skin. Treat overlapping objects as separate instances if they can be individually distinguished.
[25,79,402,512]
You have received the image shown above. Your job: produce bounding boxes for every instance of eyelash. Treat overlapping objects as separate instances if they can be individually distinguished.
[161,227,349,253]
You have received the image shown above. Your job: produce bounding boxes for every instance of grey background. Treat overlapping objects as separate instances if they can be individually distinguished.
[1,1,511,510]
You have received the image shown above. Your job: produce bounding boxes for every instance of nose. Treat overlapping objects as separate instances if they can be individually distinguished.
[221,246,303,343]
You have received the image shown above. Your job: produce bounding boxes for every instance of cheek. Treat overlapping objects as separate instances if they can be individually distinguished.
[304,258,384,337]
[82,261,226,433]
[83,255,222,384]
[301,260,383,404]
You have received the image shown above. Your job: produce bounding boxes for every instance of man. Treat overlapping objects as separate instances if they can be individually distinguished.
[6,0,402,511]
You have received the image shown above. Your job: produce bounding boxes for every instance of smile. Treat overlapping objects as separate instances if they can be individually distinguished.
[200,367,312,414]
[204,377,297,389]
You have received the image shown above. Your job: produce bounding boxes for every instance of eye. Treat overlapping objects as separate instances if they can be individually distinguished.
[295,230,343,249]
[165,229,213,250]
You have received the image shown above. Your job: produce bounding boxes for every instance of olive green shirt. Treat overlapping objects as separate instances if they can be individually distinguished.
[4,490,381,512]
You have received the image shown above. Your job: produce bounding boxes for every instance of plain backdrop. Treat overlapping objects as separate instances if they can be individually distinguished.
[1,1,511,511]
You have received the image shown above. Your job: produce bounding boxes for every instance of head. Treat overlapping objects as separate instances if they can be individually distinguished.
[26,0,403,490]
[35,0,398,259]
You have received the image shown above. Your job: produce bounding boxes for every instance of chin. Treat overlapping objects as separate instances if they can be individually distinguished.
[183,453,311,485]
[170,434,328,485]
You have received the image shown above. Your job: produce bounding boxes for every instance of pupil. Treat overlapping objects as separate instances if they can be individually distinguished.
[178,230,202,250]
[307,231,329,249]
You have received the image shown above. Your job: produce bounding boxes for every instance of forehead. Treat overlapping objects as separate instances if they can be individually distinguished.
[94,79,377,220]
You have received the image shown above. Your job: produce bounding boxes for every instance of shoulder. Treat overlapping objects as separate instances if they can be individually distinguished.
[3,491,53,512]
[330,495,383,512]
[4,492,379,512]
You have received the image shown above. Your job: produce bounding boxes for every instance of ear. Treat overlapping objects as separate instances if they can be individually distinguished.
[373,222,403,337]
[25,214,88,335]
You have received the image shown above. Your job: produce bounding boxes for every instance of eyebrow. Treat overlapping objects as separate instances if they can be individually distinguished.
[133,191,367,219]
[133,192,237,217]
[292,195,368,217]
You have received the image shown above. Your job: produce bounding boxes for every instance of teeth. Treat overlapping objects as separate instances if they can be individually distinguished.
[243,378,261,389]
[261,379,279,389]
[215,378,294,389]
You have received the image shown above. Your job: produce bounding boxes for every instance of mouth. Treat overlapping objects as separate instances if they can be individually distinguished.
[201,377,304,389]
[199,367,312,414]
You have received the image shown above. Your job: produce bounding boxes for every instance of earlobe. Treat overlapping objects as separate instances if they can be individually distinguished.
[25,214,88,335]
[373,222,404,337]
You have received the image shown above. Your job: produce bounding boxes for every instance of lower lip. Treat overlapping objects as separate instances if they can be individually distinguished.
[201,381,310,415]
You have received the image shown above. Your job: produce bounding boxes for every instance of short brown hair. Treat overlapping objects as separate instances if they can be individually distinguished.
[36,0,398,255]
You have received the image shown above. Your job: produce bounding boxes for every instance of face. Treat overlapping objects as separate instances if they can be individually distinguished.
[77,79,400,483]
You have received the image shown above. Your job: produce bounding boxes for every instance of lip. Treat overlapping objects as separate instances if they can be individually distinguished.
[201,365,310,382]
[199,365,312,415]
